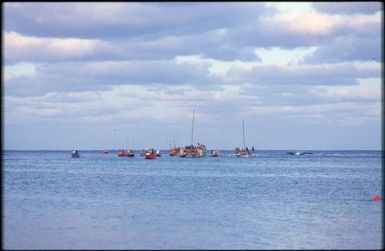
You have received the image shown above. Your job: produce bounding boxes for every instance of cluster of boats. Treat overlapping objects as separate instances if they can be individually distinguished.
[71,148,253,158]
[71,110,303,159]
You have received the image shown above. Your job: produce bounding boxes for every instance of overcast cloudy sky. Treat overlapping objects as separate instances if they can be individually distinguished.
[3,2,383,150]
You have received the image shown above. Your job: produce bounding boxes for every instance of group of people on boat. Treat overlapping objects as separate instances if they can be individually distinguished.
[117,149,134,157]
[169,147,182,156]
[178,143,207,157]
[233,146,255,157]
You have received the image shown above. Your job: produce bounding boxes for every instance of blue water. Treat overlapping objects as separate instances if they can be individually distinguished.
[3,150,382,249]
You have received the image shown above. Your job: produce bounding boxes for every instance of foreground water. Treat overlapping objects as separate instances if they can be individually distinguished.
[3,150,382,249]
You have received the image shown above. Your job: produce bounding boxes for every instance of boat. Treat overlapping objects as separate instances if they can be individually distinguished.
[155,150,162,157]
[117,149,127,157]
[178,109,206,158]
[211,150,220,157]
[71,150,80,158]
[233,147,252,157]
[118,149,135,157]
[169,139,180,156]
[126,149,135,157]
[232,119,255,157]
[179,144,206,158]
[287,150,312,156]
[287,150,303,156]
[103,149,109,154]
[145,149,157,159]
[169,147,179,156]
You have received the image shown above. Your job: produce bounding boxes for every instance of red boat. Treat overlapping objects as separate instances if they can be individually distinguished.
[117,149,127,157]
[145,149,157,159]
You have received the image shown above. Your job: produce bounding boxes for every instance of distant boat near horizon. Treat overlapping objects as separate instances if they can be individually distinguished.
[145,149,157,159]
[126,149,135,157]
[287,150,313,156]
[71,150,80,158]
[232,119,255,158]
[211,150,220,157]
[178,109,206,158]
[117,149,135,157]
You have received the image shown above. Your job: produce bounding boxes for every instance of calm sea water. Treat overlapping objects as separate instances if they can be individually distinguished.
[3,150,382,249]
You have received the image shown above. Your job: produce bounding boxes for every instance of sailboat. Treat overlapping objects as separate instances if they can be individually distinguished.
[169,138,180,156]
[178,109,206,158]
[232,119,255,157]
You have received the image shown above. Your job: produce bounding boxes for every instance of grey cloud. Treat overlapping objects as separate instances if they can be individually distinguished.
[4,30,260,63]
[4,60,223,97]
[4,2,273,39]
[227,63,381,86]
[224,10,381,50]
[304,36,382,63]
[312,2,383,15]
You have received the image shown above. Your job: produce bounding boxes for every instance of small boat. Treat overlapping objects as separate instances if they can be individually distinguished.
[155,150,162,157]
[71,150,80,158]
[145,149,157,159]
[117,149,127,157]
[169,148,178,156]
[103,149,109,154]
[232,148,254,157]
[126,149,135,157]
[211,150,220,157]
[287,150,312,156]
[288,150,303,156]
[232,119,255,157]
[169,140,179,156]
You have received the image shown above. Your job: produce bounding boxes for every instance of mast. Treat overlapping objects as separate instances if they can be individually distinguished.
[242,119,246,149]
[190,109,195,145]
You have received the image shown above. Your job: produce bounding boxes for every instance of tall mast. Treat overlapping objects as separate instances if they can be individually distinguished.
[242,119,246,149]
[190,109,195,145]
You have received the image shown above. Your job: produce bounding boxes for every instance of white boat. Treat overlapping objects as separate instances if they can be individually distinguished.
[71,150,80,158]
[211,150,220,157]
[287,150,312,156]
[232,119,255,157]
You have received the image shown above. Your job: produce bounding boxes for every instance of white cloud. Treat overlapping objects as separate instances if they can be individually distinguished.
[4,31,114,61]
[315,78,381,100]
[312,2,382,15]
[274,11,380,36]
[227,61,381,86]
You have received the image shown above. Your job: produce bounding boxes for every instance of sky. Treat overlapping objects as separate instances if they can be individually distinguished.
[3,2,383,150]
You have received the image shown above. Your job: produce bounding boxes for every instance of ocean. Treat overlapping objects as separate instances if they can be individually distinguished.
[3,150,382,249]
